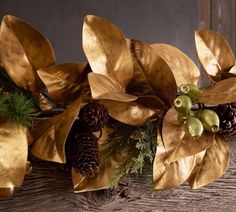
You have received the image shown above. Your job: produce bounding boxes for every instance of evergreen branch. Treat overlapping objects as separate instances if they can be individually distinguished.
[101,120,158,187]
[5,92,40,127]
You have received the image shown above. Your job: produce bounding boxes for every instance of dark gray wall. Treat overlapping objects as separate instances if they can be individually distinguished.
[0,0,199,64]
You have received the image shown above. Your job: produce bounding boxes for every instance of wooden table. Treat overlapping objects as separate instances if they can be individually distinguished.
[0,139,235,212]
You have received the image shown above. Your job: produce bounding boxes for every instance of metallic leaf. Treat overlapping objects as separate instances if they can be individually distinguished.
[127,39,177,106]
[229,64,236,75]
[0,187,14,197]
[195,29,235,82]
[153,123,196,189]
[151,44,200,86]
[0,122,28,189]
[199,78,236,104]
[83,15,133,89]
[88,72,137,102]
[38,63,92,107]
[100,99,157,126]
[189,134,230,189]
[0,15,55,93]
[31,98,83,163]
[162,108,214,162]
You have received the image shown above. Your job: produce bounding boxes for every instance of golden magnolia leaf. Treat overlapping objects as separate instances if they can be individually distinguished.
[72,126,133,192]
[31,98,83,163]
[100,99,157,126]
[152,44,200,86]
[229,64,236,75]
[199,78,236,104]
[195,29,235,82]
[72,160,119,192]
[0,122,28,189]
[189,134,229,189]
[0,15,55,93]
[88,72,137,102]
[162,108,214,162]
[83,15,133,89]
[153,123,196,189]
[0,187,14,197]
[127,39,177,106]
[221,72,236,80]
[38,63,92,107]
[37,93,54,111]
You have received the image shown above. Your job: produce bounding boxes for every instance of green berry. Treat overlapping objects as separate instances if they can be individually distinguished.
[195,109,220,133]
[178,110,195,124]
[180,84,201,102]
[174,95,192,116]
[185,117,204,139]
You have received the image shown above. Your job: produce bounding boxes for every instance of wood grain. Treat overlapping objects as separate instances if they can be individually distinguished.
[0,139,236,212]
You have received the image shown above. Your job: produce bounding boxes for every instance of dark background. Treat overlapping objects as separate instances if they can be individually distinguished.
[0,0,199,64]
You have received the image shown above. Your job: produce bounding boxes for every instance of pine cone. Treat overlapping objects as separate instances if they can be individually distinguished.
[66,125,100,178]
[214,103,236,136]
[79,101,109,132]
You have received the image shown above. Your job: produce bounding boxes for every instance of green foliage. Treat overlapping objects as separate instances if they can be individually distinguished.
[0,66,40,127]
[100,120,157,187]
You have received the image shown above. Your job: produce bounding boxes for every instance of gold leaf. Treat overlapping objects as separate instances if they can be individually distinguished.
[31,98,83,163]
[229,64,236,75]
[0,122,28,189]
[38,63,91,107]
[127,39,177,106]
[100,99,157,126]
[153,123,196,189]
[221,72,236,80]
[0,187,14,197]
[88,73,137,102]
[189,134,229,189]
[195,29,235,82]
[72,126,132,192]
[151,44,200,86]
[0,15,55,93]
[83,15,133,89]
[162,108,214,162]
[37,93,54,111]
[199,78,236,104]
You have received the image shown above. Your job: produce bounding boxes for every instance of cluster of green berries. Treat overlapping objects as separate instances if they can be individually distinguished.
[174,84,220,139]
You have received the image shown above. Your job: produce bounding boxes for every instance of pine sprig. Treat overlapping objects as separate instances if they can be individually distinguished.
[100,120,157,187]
[6,92,40,127]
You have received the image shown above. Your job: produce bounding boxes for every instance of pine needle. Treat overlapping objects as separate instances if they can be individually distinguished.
[6,92,40,127]
[101,120,158,187]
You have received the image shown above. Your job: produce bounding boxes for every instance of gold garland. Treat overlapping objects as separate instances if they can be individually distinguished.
[0,14,235,197]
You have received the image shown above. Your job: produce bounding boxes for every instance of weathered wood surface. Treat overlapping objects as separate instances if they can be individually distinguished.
[0,139,236,212]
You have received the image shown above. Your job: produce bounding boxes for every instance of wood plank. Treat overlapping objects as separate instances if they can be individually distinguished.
[199,0,211,29]
[0,139,236,211]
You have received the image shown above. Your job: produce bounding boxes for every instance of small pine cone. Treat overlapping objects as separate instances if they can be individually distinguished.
[66,127,100,178]
[79,101,109,132]
[214,103,236,136]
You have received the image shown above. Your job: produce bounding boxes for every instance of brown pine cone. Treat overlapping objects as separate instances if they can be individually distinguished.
[214,103,236,136]
[66,125,100,178]
[79,101,109,132]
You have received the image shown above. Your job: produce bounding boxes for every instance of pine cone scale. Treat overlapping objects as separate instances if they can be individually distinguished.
[214,103,236,136]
